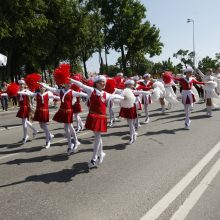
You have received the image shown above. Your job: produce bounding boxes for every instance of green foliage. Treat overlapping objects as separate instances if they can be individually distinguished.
[198,56,219,72]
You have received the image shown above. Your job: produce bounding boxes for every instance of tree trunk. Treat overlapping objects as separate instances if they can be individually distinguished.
[105,45,108,74]
[82,57,88,79]
[120,44,127,75]
[99,48,104,74]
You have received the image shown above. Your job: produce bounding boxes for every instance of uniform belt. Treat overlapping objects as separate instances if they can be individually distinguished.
[89,111,106,117]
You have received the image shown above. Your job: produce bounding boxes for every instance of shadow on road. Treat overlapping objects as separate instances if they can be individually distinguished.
[0,162,89,188]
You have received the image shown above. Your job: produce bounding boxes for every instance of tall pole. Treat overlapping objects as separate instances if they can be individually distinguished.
[187,19,195,67]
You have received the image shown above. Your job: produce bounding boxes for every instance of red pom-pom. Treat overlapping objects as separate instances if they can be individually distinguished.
[114,76,124,88]
[59,63,71,72]
[7,83,19,97]
[163,71,173,84]
[25,73,42,91]
[54,66,70,85]
[104,78,116,94]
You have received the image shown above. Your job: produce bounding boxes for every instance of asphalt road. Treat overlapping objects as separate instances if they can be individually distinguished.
[0,101,220,220]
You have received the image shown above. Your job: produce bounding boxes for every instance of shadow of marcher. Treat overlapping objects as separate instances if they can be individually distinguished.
[0,162,89,188]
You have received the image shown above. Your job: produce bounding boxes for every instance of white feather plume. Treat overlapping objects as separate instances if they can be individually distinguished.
[120,88,136,108]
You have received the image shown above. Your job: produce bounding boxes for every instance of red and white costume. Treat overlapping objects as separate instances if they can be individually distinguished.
[32,91,59,148]
[16,89,38,143]
[137,79,153,123]
[70,76,124,167]
[173,75,204,128]
[42,84,87,152]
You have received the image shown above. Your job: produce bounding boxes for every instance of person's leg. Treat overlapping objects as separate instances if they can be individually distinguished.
[206,98,212,116]
[184,104,191,128]
[97,137,106,165]
[5,97,8,111]
[68,123,80,152]
[40,122,51,148]
[127,119,136,144]
[64,123,73,152]
[144,104,150,123]
[89,132,101,168]
[26,119,38,136]
[159,98,165,113]
[22,118,29,143]
[1,98,4,110]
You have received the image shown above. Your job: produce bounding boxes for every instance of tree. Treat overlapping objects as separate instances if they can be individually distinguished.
[97,0,163,75]
[173,49,194,68]
[198,56,218,72]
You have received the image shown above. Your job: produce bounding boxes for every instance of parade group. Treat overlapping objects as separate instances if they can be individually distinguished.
[1,64,220,168]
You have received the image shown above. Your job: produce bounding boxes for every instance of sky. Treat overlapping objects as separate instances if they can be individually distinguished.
[86,0,220,72]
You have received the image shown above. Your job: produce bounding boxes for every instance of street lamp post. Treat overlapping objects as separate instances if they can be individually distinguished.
[187,18,195,67]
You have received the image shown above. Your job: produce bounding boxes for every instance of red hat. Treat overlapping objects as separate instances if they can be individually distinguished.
[25,73,42,91]
[7,82,19,97]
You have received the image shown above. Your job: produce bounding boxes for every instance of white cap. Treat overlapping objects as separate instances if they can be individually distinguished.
[93,75,107,83]
[117,72,124,77]
[125,79,135,85]
[133,75,139,81]
[184,67,194,73]
[18,80,25,84]
[143,73,151,78]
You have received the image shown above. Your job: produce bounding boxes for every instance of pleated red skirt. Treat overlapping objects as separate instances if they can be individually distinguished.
[73,102,82,113]
[16,106,30,118]
[119,105,137,119]
[33,108,49,122]
[53,108,73,123]
[85,113,107,132]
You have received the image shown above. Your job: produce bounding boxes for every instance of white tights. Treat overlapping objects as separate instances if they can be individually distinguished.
[64,123,78,149]
[127,119,136,139]
[21,118,37,139]
[109,106,115,123]
[144,104,149,119]
[92,132,103,161]
[74,113,84,129]
[39,122,51,142]
[184,104,191,126]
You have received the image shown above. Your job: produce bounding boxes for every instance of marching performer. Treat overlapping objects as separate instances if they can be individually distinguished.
[69,75,124,168]
[173,67,206,129]
[16,79,38,143]
[33,84,59,149]
[203,68,220,116]
[40,64,87,154]
[137,73,153,123]
[71,75,85,133]
[119,79,151,144]
[161,71,179,111]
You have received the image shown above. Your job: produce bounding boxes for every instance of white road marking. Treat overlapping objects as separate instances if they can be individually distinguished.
[170,156,220,220]
[0,131,92,161]
[140,141,220,220]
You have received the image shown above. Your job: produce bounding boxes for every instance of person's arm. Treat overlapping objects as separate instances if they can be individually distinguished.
[107,93,124,101]
[47,91,60,100]
[72,91,88,98]
[69,78,93,95]
[39,83,60,95]
[172,76,181,82]
[192,79,205,85]
[18,90,36,97]
[133,90,152,95]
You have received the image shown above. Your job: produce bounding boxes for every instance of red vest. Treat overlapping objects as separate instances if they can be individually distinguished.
[89,90,107,115]
[18,94,29,107]
[36,93,49,109]
[60,90,73,110]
